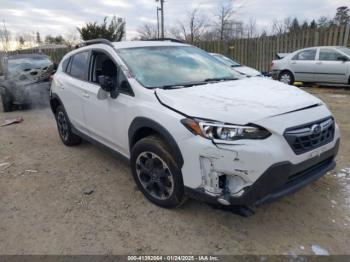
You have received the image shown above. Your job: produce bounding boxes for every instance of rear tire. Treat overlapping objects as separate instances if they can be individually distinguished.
[1,89,13,112]
[130,135,187,208]
[55,105,82,146]
[278,71,294,85]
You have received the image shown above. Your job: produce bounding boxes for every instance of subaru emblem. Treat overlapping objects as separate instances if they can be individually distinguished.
[311,124,322,135]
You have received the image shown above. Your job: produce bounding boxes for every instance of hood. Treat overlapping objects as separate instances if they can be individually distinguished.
[156,77,322,125]
[233,66,261,77]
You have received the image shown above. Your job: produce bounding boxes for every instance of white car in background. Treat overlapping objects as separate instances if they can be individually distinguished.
[211,53,262,77]
[271,46,350,85]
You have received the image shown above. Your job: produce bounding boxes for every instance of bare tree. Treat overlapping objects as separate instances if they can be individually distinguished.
[137,23,158,40]
[0,20,11,53]
[23,32,38,48]
[15,35,25,50]
[201,29,218,41]
[168,26,182,40]
[64,29,80,48]
[175,8,207,43]
[271,19,284,35]
[246,17,257,38]
[271,17,292,35]
[215,0,235,40]
[212,0,245,40]
[317,16,332,28]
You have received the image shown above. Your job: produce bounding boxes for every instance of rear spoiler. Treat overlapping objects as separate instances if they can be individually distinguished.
[276,53,290,59]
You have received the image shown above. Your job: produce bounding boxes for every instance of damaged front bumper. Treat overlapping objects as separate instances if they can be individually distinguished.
[185,139,339,207]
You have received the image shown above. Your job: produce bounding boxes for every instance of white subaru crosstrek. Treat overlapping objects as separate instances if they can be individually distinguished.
[50,39,340,212]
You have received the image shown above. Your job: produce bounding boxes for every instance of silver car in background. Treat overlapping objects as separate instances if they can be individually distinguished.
[271,46,350,85]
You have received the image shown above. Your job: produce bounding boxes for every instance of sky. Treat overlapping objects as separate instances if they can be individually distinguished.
[0,0,349,42]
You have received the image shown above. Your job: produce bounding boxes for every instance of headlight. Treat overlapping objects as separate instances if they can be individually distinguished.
[181,118,271,142]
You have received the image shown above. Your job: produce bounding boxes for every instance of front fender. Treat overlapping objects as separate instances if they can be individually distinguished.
[128,117,184,168]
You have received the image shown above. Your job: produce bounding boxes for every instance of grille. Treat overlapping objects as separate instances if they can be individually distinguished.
[284,117,335,155]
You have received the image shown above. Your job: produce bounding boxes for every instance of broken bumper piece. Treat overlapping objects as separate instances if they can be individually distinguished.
[185,139,339,207]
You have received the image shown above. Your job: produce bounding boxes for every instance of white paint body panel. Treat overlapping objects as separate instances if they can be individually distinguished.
[156,77,322,125]
[51,41,340,199]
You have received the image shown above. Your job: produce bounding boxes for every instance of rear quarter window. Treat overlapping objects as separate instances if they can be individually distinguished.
[292,49,316,61]
[69,51,89,80]
[61,57,70,72]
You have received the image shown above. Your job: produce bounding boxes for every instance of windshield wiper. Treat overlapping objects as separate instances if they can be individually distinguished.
[159,81,209,90]
[161,85,185,90]
[204,77,238,82]
[159,78,237,89]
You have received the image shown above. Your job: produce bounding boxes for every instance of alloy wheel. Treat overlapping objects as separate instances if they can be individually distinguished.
[136,152,174,200]
[280,73,291,84]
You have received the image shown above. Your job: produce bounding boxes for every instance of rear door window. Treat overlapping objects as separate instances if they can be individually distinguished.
[69,51,89,80]
[292,49,316,61]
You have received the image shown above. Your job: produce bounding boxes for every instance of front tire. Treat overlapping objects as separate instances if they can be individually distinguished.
[55,105,81,146]
[279,71,294,85]
[131,136,186,208]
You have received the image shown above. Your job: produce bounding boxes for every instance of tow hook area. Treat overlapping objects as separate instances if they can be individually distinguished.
[199,151,255,216]
[208,204,255,217]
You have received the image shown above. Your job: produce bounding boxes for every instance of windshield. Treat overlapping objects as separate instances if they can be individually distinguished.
[212,54,241,67]
[117,46,241,88]
[338,47,350,57]
[7,56,53,78]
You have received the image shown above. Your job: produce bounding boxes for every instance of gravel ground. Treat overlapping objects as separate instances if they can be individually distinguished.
[0,86,349,255]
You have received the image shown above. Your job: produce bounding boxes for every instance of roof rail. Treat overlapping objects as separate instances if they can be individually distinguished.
[75,38,114,49]
[145,38,185,44]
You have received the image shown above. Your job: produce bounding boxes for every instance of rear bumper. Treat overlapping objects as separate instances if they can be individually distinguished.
[186,139,339,207]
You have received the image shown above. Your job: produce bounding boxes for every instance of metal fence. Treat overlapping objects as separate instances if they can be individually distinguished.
[195,24,350,72]
[1,24,350,74]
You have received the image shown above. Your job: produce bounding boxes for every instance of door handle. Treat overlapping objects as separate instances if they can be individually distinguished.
[316,62,322,65]
[82,92,90,98]
[291,62,296,64]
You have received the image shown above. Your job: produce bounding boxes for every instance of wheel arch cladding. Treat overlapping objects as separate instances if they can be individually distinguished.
[50,93,63,115]
[128,117,184,168]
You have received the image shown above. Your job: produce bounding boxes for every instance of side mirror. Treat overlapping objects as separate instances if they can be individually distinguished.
[98,75,119,99]
[337,56,349,62]
[98,75,113,92]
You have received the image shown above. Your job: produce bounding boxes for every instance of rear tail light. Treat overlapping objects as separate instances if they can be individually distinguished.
[49,75,54,81]
[270,62,274,69]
